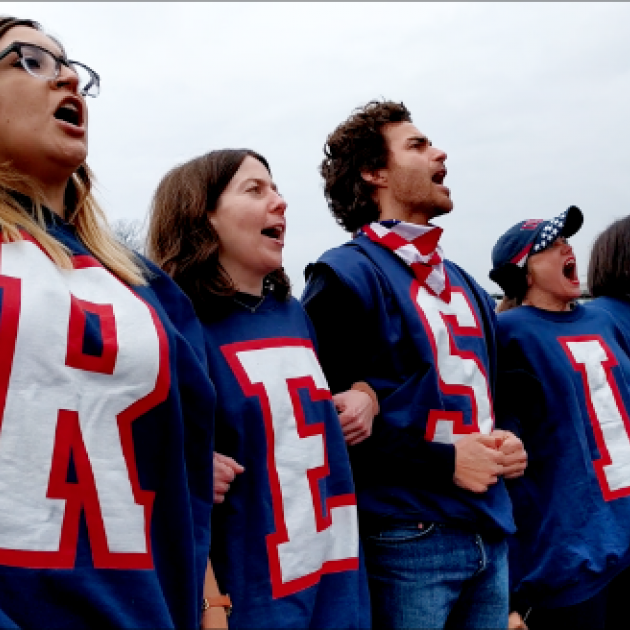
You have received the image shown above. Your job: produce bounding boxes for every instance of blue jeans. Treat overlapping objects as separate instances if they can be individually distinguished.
[362,521,509,629]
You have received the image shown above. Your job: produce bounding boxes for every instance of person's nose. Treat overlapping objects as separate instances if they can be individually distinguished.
[51,63,80,94]
[270,191,287,215]
[432,145,448,163]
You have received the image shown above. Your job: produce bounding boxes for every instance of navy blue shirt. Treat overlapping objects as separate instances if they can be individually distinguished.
[302,236,514,537]
[496,303,630,608]
[0,207,215,628]
[203,293,370,629]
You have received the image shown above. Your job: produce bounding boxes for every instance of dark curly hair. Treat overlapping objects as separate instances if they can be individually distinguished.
[146,149,291,321]
[320,99,412,233]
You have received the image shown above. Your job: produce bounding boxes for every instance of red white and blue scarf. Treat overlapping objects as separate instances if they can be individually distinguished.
[361,220,451,302]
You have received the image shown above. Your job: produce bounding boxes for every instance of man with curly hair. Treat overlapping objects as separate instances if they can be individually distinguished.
[301,100,526,629]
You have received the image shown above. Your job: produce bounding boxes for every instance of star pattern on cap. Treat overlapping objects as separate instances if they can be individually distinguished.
[532,210,570,255]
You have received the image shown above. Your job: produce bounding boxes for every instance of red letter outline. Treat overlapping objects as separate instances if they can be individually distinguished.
[559,334,630,501]
[0,243,170,569]
[411,284,495,441]
[222,337,358,598]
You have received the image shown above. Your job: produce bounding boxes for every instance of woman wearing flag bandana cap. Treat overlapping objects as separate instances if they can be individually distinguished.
[491,206,630,629]
[489,205,583,312]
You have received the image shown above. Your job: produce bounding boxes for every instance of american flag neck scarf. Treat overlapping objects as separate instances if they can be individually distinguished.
[360,220,451,303]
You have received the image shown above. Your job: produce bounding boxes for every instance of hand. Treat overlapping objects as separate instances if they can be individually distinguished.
[453,434,505,493]
[213,452,244,504]
[201,606,228,629]
[492,429,527,479]
[508,611,528,629]
[333,389,375,446]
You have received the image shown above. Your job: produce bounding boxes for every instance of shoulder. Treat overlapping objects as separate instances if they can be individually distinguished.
[584,298,630,346]
[304,239,388,308]
[445,260,488,295]
[444,260,497,314]
[314,240,382,283]
[137,255,207,364]
[495,306,537,339]
[586,296,629,318]
[138,255,196,319]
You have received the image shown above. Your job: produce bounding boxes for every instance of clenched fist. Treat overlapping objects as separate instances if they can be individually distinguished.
[453,434,505,493]
[492,429,527,479]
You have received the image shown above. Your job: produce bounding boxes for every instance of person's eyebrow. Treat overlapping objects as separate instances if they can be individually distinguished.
[242,177,278,192]
[27,41,66,59]
[406,135,431,147]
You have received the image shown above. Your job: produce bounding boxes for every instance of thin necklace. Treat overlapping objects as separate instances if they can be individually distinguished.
[232,294,266,313]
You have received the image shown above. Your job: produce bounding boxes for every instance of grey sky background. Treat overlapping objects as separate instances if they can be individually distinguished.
[6,2,630,295]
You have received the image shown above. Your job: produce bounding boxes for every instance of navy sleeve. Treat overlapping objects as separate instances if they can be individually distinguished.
[301,264,373,395]
[495,329,546,439]
[495,368,546,438]
[141,255,209,368]
[302,262,455,483]
[141,257,216,604]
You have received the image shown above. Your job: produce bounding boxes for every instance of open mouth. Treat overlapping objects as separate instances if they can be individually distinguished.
[563,258,579,284]
[261,225,284,241]
[53,100,82,127]
[432,169,447,185]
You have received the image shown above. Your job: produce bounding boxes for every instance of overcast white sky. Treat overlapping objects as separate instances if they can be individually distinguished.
[5,2,630,294]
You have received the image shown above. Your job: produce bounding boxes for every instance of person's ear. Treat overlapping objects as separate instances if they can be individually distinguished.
[526,271,534,288]
[361,169,387,188]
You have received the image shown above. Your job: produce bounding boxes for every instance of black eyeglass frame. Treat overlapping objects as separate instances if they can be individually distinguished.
[0,40,100,97]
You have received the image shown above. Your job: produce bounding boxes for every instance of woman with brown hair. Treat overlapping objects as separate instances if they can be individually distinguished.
[587,215,630,308]
[0,15,217,628]
[581,214,630,630]
[147,149,371,628]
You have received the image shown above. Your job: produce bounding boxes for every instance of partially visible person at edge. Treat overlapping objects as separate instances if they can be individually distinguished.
[0,16,219,630]
[490,208,630,630]
[587,215,630,344]
[300,99,526,629]
[146,149,372,629]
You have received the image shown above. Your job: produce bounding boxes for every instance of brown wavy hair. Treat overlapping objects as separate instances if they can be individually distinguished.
[0,16,147,286]
[588,215,630,298]
[320,99,412,233]
[146,149,291,318]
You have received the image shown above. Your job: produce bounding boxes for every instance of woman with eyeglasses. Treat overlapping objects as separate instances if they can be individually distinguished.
[0,16,219,629]
[490,207,630,630]
[146,149,371,629]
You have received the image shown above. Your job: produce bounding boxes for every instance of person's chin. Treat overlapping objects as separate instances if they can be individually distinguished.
[429,201,454,219]
[48,142,88,174]
[262,257,283,276]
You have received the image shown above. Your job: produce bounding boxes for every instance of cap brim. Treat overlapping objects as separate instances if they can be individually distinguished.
[560,205,583,239]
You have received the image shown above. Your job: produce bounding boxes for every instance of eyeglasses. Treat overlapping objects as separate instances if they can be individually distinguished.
[0,41,100,97]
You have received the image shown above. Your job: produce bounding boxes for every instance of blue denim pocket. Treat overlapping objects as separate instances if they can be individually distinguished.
[367,522,436,543]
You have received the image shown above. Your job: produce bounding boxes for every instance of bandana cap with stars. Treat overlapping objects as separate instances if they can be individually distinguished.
[489,206,583,296]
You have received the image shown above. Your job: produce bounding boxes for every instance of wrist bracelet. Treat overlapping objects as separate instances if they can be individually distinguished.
[202,594,232,617]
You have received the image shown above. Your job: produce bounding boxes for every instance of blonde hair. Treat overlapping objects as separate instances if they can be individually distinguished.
[0,163,147,286]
